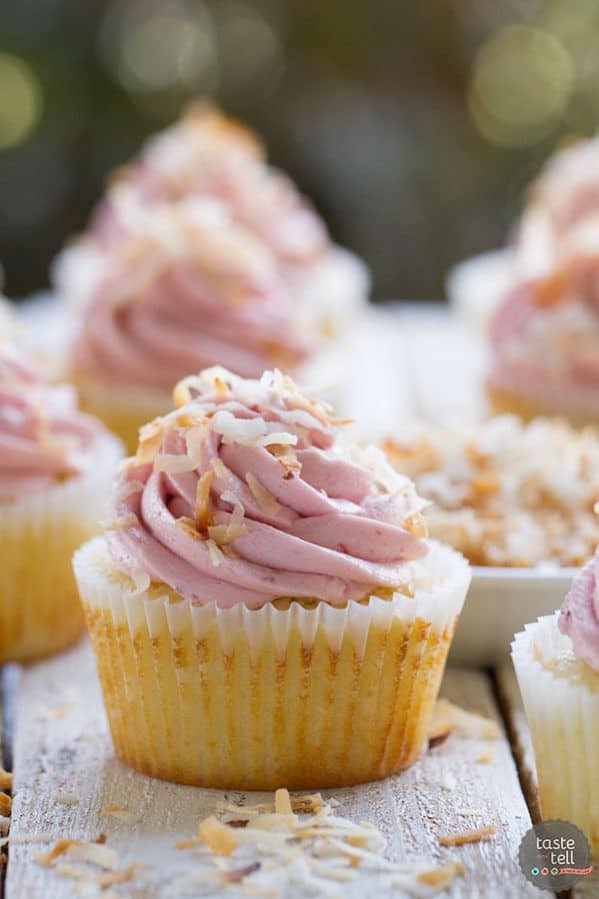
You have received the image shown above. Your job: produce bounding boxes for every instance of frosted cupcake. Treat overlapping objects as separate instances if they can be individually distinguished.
[487,242,599,424]
[0,346,122,662]
[512,554,599,856]
[55,104,369,335]
[70,199,318,452]
[74,366,470,789]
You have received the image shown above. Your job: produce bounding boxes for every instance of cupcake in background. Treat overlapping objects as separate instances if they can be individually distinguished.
[512,546,599,856]
[70,198,328,452]
[74,366,470,789]
[487,232,599,425]
[54,103,369,337]
[0,343,122,662]
[515,135,599,278]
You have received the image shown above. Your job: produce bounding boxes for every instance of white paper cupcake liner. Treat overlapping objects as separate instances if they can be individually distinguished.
[512,614,599,856]
[76,538,470,662]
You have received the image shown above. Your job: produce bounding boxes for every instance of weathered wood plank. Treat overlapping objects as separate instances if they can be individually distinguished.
[495,662,540,825]
[496,662,599,898]
[5,640,537,897]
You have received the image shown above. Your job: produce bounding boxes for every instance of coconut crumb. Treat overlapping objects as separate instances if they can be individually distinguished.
[430,699,501,741]
[198,816,239,856]
[101,804,139,825]
[65,842,118,870]
[476,747,495,764]
[0,768,12,791]
[36,838,81,867]
[0,794,11,816]
[438,825,496,847]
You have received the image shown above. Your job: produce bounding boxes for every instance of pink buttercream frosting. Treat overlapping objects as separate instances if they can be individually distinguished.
[93,104,328,266]
[54,106,369,333]
[0,346,106,501]
[488,250,599,417]
[559,555,599,673]
[106,367,429,609]
[72,199,314,389]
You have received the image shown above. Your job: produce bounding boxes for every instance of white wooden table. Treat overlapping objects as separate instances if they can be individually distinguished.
[0,305,596,897]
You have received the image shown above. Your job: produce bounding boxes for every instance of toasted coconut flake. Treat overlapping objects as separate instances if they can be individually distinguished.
[54,862,91,881]
[102,513,139,532]
[246,472,281,515]
[430,699,501,740]
[0,794,11,816]
[195,469,214,531]
[154,451,197,474]
[136,418,166,462]
[476,747,494,764]
[211,457,228,478]
[198,816,238,856]
[36,838,81,867]
[66,842,118,870]
[0,768,12,791]
[405,511,428,538]
[246,813,297,833]
[438,825,496,847]
[101,804,139,824]
[0,817,9,837]
[97,862,141,888]
[206,538,224,566]
[173,380,192,408]
[418,860,466,889]
[274,788,293,816]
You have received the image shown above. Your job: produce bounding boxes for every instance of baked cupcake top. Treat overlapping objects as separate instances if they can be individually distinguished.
[0,346,106,501]
[72,199,314,389]
[107,367,429,609]
[559,548,599,673]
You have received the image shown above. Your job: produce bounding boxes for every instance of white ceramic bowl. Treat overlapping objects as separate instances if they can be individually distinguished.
[445,248,515,334]
[449,564,578,666]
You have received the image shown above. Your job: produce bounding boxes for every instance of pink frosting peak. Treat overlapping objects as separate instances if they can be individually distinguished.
[559,555,599,672]
[91,104,328,266]
[0,346,106,501]
[107,367,429,609]
[73,199,315,389]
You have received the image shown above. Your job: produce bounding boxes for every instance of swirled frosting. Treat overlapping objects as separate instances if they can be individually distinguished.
[0,346,107,501]
[72,199,314,389]
[107,367,429,609]
[92,104,328,266]
[559,554,599,673]
[54,105,369,329]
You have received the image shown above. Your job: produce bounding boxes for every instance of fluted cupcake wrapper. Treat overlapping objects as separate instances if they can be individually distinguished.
[0,434,122,663]
[75,537,470,790]
[512,614,599,857]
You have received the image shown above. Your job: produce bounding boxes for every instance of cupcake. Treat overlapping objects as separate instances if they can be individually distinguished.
[512,553,599,856]
[0,345,122,662]
[74,366,470,789]
[54,103,369,336]
[487,239,599,425]
[70,198,319,453]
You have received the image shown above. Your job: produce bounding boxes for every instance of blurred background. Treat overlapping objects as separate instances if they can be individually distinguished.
[0,0,598,300]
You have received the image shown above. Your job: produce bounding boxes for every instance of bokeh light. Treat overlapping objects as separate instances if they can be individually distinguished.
[0,53,42,150]
[215,1,284,95]
[99,0,218,108]
[468,25,574,147]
